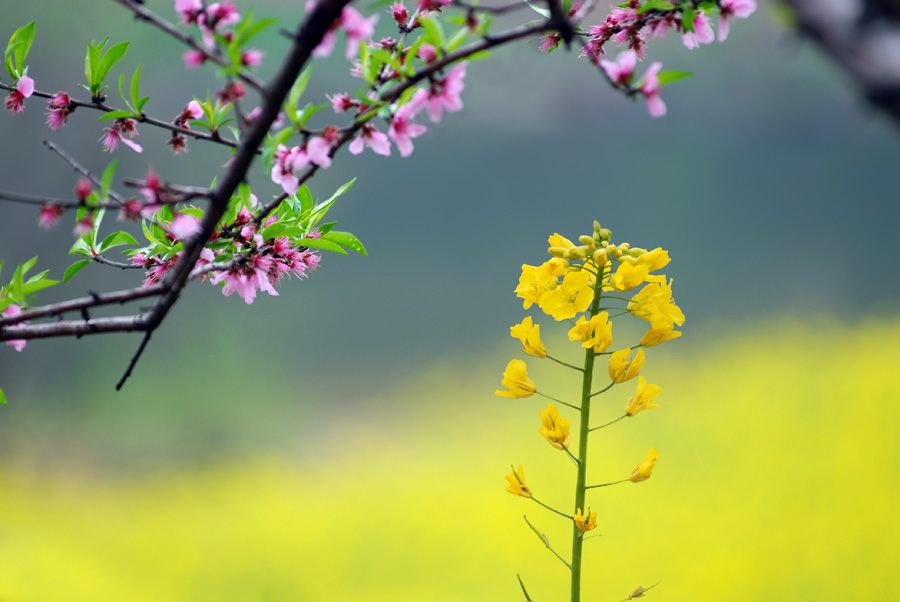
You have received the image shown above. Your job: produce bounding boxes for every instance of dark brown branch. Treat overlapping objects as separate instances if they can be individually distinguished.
[0,315,148,340]
[0,285,163,328]
[111,0,266,94]
[43,140,129,204]
[115,330,152,390]
[449,0,532,14]
[0,189,89,208]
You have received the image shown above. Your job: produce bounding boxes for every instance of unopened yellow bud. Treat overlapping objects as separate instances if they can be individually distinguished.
[578,235,594,246]
[548,246,567,258]
[543,280,558,291]
[618,255,638,265]
[597,228,612,241]
[592,250,607,265]
[619,242,630,251]
[593,220,602,232]
[600,241,609,248]
[626,247,647,258]
[566,246,587,260]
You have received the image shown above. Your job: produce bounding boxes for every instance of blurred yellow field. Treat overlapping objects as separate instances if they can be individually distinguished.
[2,315,899,601]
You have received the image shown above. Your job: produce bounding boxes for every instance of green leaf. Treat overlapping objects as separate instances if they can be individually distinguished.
[261,223,305,240]
[9,22,35,78]
[315,221,336,235]
[98,231,138,253]
[323,178,356,206]
[69,237,93,257]
[85,40,101,86]
[95,41,129,87]
[295,238,348,254]
[287,67,312,112]
[681,6,697,32]
[0,384,6,407]
[636,1,675,14]
[296,102,327,130]
[418,14,445,47]
[98,110,135,122]
[63,260,92,283]
[130,65,142,114]
[296,184,313,215]
[100,160,117,201]
[22,278,58,296]
[323,231,367,255]
[523,0,551,18]
[656,70,692,86]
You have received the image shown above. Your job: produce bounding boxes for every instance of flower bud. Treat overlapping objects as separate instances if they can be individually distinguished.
[618,255,638,265]
[566,246,587,260]
[619,242,630,251]
[548,246,568,258]
[626,247,646,257]
[593,220,602,232]
[597,228,612,241]
[578,235,594,246]
[543,280,558,291]
[592,249,607,265]
[600,240,609,248]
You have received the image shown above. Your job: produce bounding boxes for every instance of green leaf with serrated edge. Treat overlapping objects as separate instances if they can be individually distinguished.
[297,103,327,130]
[98,110,135,122]
[0,385,6,407]
[98,231,138,253]
[100,160,117,202]
[69,237,93,257]
[656,70,692,86]
[25,269,49,283]
[86,42,100,85]
[682,6,697,32]
[297,185,313,215]
[96,41,128,87]
[636,1,675,14]
[261,223,304,240]
[316,221,336,235]
[63,260,91,283]
[130,65,142,113]
[418,14,445,47]
[288,67,312,111]
[295,238,348,254]
[322,231,367,255]
[23,278,58,296]
[323,178,356,205]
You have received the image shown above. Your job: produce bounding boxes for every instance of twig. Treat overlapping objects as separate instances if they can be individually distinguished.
[43,140,128,204]
[110,0,266,94]
[115,330,152,390]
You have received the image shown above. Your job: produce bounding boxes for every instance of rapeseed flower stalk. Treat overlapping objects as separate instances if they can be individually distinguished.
[496,221,683,602]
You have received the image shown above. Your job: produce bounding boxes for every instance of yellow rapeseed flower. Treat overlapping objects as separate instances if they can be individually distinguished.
[608,348,645,383]
[567,311,613,352]
[628,278,685,331]
[515,259,567,309]
[495,359,536,398]
[510,316,547,358]
[628,448,659,483]
[505,464,533,498]
[538,403,570,450]
[538,270,594,321]
[637,247,671,271]
[548,232,577,253]
[625,376,662,416]
[574,508,597,532]
[608,263,651,292]
[640,325,682,348]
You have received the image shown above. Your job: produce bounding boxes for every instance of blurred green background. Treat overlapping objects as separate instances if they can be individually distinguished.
[1,0,899,600]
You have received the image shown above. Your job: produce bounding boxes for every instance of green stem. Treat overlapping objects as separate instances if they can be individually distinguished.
[585,479,628,490]
[588,381,615,398]
[588,414,628,432]
[570,278,604,602]
[564,445,581,466]
[535,390,580,411]
[532,496,573,520]
[547,354,585,373]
